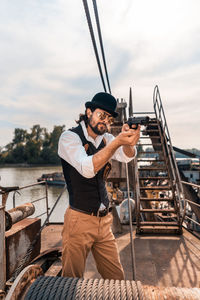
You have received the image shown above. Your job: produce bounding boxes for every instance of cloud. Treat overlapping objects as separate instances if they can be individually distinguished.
[0,0,200,149]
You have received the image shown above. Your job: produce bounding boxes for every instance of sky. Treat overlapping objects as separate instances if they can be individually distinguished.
[0,0,200,149]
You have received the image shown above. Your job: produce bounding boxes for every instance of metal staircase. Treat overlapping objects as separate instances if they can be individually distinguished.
[133,86,186,234]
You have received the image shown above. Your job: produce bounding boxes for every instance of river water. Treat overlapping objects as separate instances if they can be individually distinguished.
[0,166,69,223]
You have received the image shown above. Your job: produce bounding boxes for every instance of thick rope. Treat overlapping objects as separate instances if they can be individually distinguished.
[102,279,109,300]
[48,277,64,300]
[55,277,69,299]
[108,279,115,300]
[67,278,79,300]
[136,281,145,300]
[25,276,200,300]
[85,279,94,300]
[40,277,58,300]
[114,280,121,300]
[96,278,104,299]
[60,277,74,300]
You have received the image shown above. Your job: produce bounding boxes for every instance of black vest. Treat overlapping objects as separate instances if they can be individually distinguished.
[61,124,109,214]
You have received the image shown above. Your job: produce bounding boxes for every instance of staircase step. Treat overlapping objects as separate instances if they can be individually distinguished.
[138,151,162,154]
[140,197,173,201]
[139,177,168,180]
[139,167,167,171]
[138,225,181,234]
[140,221,179,226]
[140,136,160,139]
[140,143,162,146]
[137,159,164,162]
[141,130,159,133]
[140,209,175,213]
[140,186,171,190]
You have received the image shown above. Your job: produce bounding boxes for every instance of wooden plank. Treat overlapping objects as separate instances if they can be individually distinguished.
[44,259,62,277]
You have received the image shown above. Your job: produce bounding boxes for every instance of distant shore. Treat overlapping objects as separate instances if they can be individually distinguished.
[0,163,61,168]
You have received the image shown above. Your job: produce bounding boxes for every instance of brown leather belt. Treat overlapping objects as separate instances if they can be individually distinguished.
[70,206,112,217]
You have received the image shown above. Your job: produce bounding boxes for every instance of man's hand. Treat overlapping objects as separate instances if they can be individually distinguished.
[92,124,140,173]
[117,123,140,158]
[115,124,140,147]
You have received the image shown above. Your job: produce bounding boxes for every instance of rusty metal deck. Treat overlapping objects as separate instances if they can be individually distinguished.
[41,224,200,288]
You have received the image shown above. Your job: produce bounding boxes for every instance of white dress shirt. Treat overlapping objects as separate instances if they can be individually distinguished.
[58,121,136,179]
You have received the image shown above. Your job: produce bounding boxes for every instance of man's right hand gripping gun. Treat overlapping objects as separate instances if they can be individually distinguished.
[127,116,149,129]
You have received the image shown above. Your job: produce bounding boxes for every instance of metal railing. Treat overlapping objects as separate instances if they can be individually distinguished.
[153,85,186,222]
[181,180,200,229]
[12,181,50,223]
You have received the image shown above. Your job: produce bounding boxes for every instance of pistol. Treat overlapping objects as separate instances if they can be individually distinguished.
[127,116,149,129]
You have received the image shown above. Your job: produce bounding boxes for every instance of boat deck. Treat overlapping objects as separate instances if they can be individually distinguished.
[41,224,200,288]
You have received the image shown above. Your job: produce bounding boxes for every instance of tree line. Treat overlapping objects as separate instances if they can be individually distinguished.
[0,124,65,165]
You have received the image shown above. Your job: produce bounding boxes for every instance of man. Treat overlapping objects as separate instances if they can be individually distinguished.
[58,92,140,280]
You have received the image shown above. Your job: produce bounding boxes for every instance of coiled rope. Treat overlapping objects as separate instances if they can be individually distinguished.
[24,276,200,300]
[24,277,142,300]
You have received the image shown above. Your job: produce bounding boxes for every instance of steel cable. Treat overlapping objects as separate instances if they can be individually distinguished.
[74,278,84,300]
[131,281,139,300]
[24,276,45,300]
[60,277,74,300]
[136,281,145,300]
[67,278,80,300]
[55,277,70,300]
[85,279,94,300]
[96,278,104,299]
[48,277,64,300]
[120,280,127,300]
[26,276,51,300]
[102,279,109,300]
[40,277,58,300]
[79,278,89,300]
[108,279,115,300]
[82,0,107,93]
[32,276,52,300]
[92,0,111,94]
[90,278,99,300]
[114,279,121,300]
[24,277,200,300]
[126,280,133,300]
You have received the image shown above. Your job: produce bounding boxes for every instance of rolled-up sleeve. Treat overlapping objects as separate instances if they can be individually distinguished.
[58,131,95,178]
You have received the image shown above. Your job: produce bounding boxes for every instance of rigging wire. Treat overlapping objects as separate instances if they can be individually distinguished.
[92,0,112,94]
[82,0,107,93]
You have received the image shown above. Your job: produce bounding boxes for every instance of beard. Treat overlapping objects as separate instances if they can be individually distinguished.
[88,117,108,135]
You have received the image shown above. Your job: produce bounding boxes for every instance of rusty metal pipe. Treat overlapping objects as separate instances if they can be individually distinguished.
[5,203,35,231]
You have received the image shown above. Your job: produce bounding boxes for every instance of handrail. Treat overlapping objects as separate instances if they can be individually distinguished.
[181,181,200,189]
[185,216,200,227]
[13,181,49,224]
[153,85,186,223]
[181,180,200,228]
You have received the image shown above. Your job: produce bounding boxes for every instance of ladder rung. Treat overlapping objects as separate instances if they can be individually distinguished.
[140,221,179,226]
[140,143,162,146]
[138,167,167,171]
[137,159,164,162]
[140,209,175,213]
[140,186,171,190]
[138,151,162,154]
[140,136,160,139]
[141,130,159,133]
[147,123,158,126]
[140,197,173,201]
[139,177,168,180]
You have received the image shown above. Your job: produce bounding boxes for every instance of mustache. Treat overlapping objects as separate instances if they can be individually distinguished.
[97,122,107,127]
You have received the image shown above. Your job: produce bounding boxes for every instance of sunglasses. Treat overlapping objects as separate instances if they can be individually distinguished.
[96,111,114,125]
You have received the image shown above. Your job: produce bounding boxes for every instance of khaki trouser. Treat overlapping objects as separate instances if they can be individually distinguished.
[62,207,124,280]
